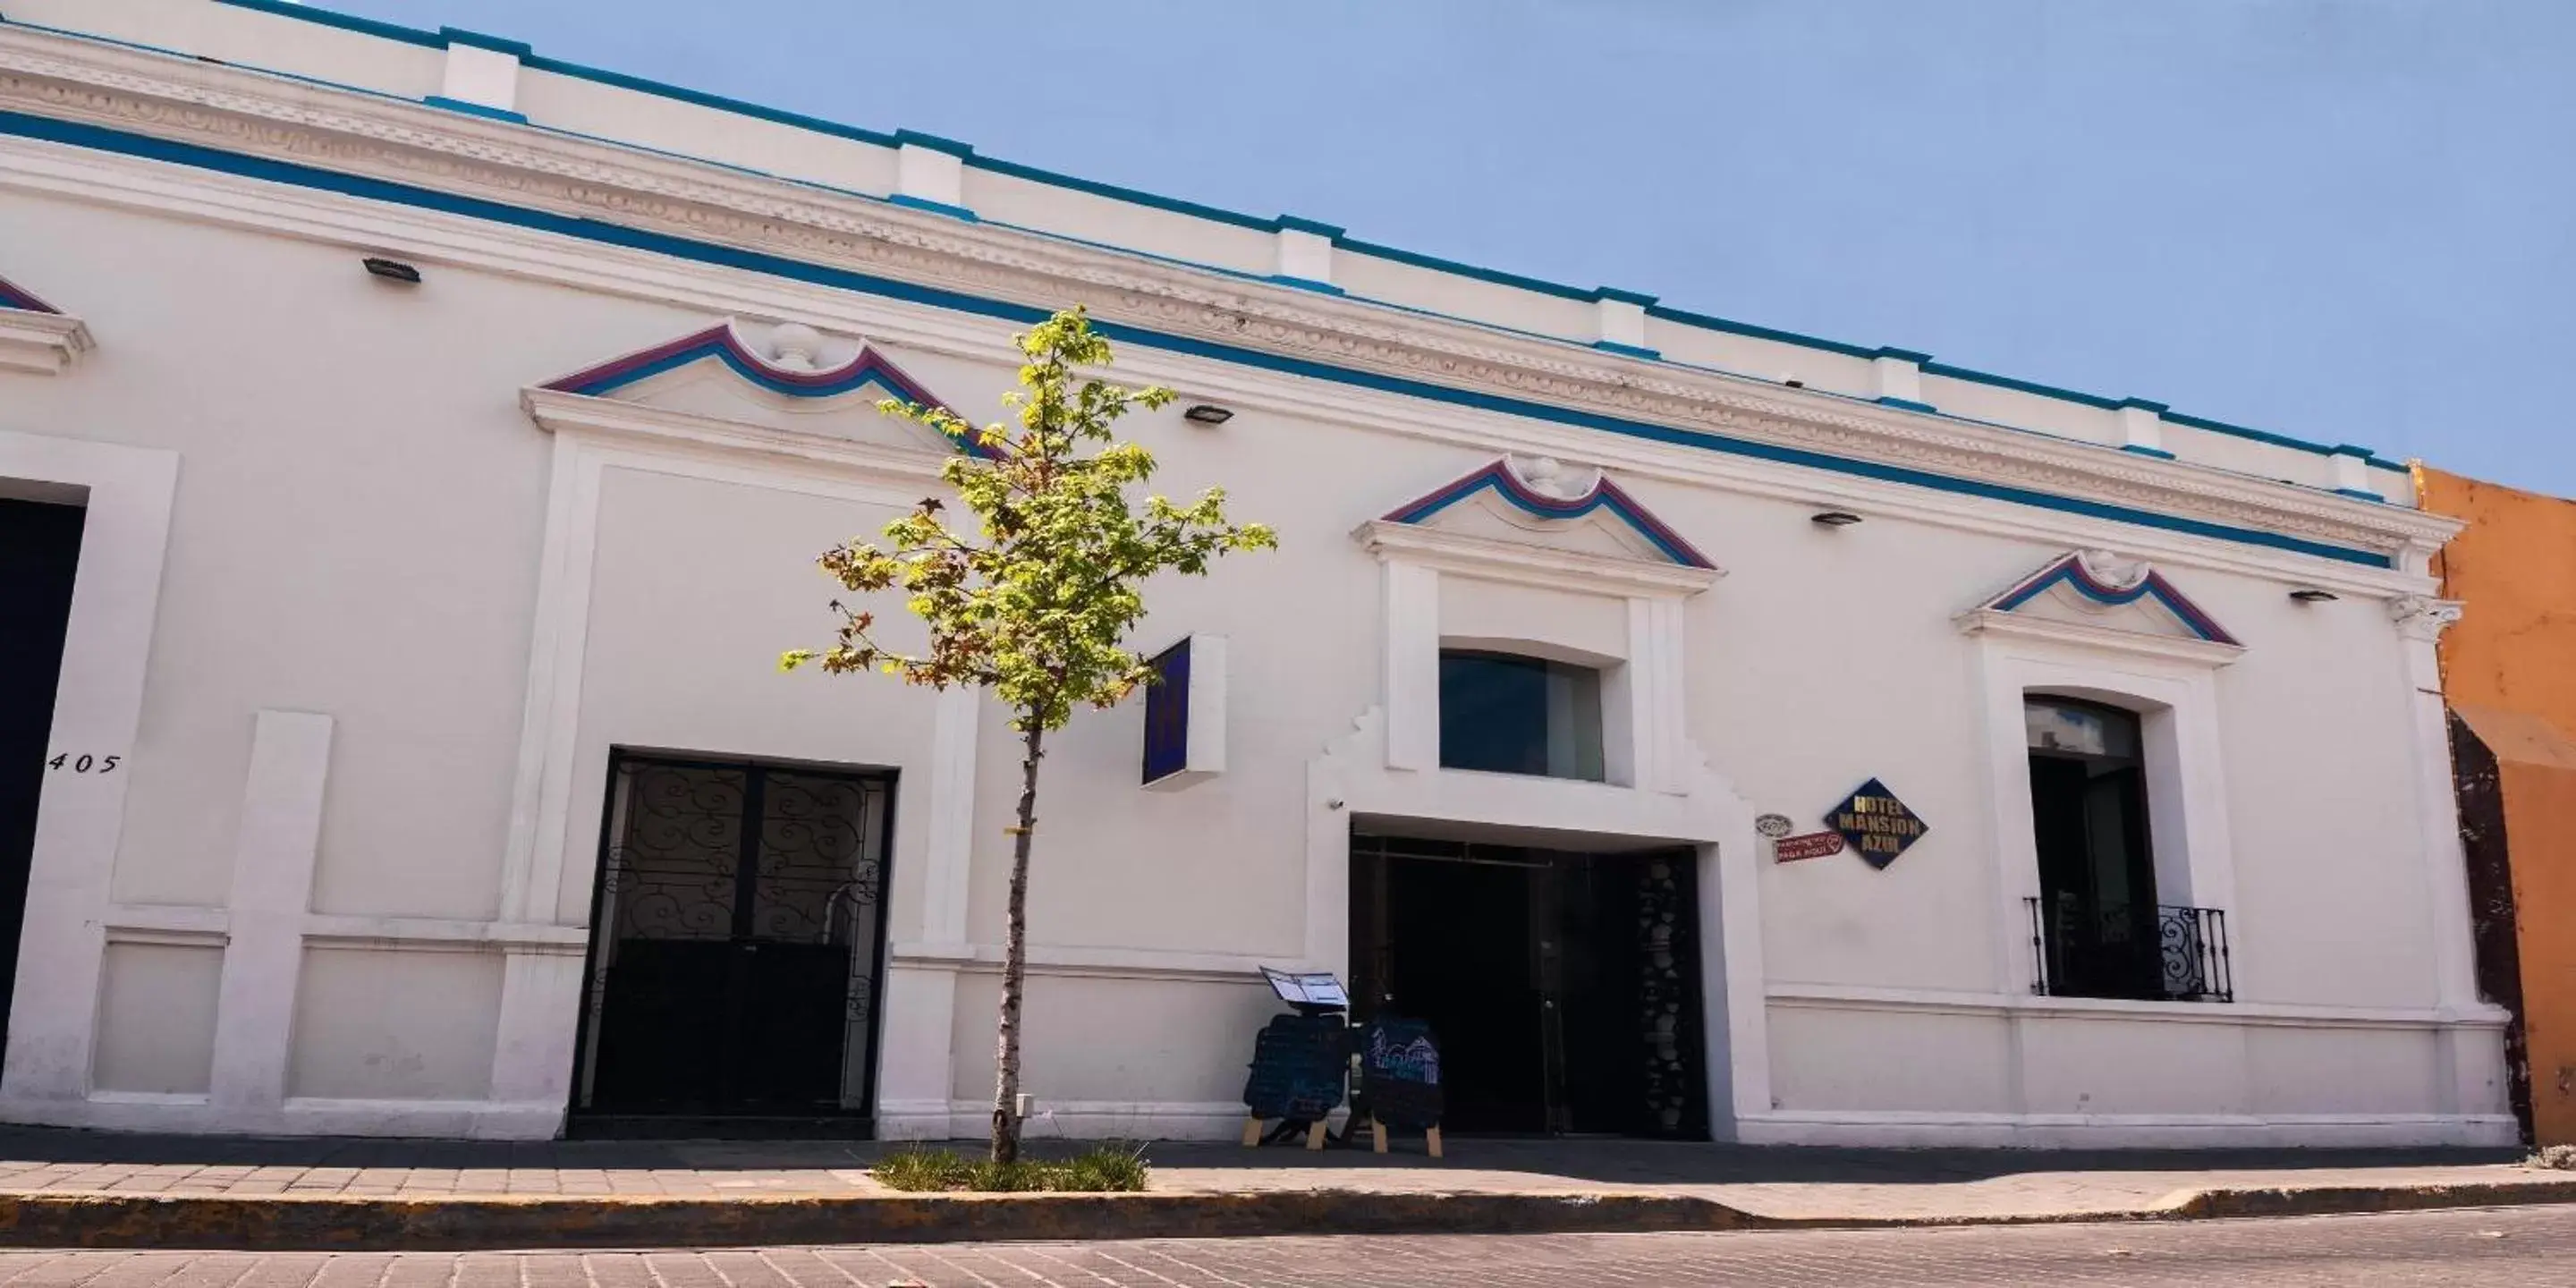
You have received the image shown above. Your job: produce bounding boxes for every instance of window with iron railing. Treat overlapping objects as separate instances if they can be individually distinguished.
[2026,895,2233,1003]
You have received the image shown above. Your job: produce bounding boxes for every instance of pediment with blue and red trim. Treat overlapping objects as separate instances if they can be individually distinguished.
[1976,550,2239,647]
[1380,455,1715,569]
[0,272,59,314]
[536,318,993,457]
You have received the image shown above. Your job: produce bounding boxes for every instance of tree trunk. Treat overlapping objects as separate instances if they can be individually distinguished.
[991,722,1045,1165]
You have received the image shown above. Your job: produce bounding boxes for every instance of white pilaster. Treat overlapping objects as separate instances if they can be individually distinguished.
[0,432,179,1107]
[2118,402,2167,454]
[1595,297,1649,352]
[206,711,332,1117]
[1274,225,1336,287]
[1871,352,1926,405]
[485,948,584,1127]
[1381,561,1441,770]
[2334,449,2377,496]
[436,38,521,115]
[919,684,982,944]
[895,140,968,213]
[2390,596,2479,1011]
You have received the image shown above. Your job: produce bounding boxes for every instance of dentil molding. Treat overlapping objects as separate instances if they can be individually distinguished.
[0,24,2460,564]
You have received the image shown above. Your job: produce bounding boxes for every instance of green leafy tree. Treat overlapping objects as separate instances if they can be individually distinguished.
[784,307,1275,1163]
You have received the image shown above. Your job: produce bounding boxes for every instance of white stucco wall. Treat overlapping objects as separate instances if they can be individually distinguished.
[0,13,2508,1147]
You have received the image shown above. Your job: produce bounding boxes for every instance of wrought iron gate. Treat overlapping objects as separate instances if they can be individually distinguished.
[571,753,894,1124]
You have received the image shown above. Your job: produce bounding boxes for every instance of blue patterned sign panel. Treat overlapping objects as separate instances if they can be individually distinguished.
[1828,778,1928,869]
[1141,639,1193,785]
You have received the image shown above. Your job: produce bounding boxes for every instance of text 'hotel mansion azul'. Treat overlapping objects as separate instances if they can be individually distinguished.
[0,0,2511,1146]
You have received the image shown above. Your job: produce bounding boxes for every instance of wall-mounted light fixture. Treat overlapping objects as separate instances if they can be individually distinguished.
[2288,588,2339,604]
[362,257,422,284]
[1810,510,1863,528]
[1182,403,1234,426]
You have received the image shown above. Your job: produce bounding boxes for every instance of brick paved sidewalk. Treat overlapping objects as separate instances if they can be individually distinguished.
[0,1127,2545,1224]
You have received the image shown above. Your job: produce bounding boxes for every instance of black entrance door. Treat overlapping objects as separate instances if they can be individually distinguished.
[1351,834,1707,1138]
[0,498,84,1050]
[570,754,894,1133]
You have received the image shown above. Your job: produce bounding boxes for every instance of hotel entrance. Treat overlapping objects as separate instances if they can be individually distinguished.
[1349,831,1708,1138]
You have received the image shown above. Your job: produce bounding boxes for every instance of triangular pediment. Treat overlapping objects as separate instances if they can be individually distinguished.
[1972,550,2239,647]
[534,318,986,458]
[0,271,60,315]
[1379,456,1715,570]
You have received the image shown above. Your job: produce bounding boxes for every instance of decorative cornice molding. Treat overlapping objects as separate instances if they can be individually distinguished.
[0,307,91,375]
[0,25,2460,563]
[1354,517,1723,597]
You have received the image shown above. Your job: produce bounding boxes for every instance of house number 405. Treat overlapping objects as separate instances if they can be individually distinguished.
[47,754,120,774]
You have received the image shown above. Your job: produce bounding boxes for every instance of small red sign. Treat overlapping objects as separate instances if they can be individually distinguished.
[1772,831,1847,862]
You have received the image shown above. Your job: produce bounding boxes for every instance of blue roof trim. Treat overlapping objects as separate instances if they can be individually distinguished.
[886,194,979,223]
[1593,287,1658,307]
[1335,236,1603,303]
[1873,347,1934,364]
[185,2,2388,474]
[1876,397,1937,413]
[2160,410,2400,470]
[422,97,527,124]
[0,108,2394,571]
[1923,360,2126,411]
[1275,216,1344,238]
[962,154,1281,233]
[893,129,975,157]
[1647,303,1881,360]
[209,0,445,48]
[2122,444,2178,460]
[1594,340,1662,360]
[439,27,531,59]
[517,54,901,148]
[1268,275,1345,296]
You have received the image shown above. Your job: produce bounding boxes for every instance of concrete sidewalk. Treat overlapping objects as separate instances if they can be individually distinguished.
[0,1128,2565,1249]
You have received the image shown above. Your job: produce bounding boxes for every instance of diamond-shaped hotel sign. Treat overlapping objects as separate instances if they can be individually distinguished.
[1828,778,1928,870]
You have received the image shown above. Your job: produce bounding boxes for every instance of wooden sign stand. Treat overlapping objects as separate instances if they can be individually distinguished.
[1365,1114,1443,1159]
[1240,1114,1330,1150]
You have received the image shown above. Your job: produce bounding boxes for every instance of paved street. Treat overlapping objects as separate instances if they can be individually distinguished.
[2,1207,2572,1287]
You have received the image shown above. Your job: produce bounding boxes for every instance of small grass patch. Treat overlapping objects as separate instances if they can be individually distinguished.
[2531,1143,2576,1171]
[872,1143,1150,1192]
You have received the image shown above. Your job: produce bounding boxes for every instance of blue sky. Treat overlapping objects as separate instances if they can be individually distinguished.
[315,1,2575,494]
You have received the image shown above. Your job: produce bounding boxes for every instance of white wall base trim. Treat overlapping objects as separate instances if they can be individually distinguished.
[877,1099,1247,1143]
[0,1095,564,1140]
[1768,983,2514,1031]
[1734,1109,2522,1149]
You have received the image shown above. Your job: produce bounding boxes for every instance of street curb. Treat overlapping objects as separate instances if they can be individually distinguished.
[0,1177,2571,1250]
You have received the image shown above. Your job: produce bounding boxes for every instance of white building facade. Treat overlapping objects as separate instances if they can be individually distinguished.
[0,0,2513,1146]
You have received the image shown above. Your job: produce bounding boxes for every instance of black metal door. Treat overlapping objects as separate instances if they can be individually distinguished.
[1351,834,1708,1139]
[0,498,83,1052]
[572,754,894,1125]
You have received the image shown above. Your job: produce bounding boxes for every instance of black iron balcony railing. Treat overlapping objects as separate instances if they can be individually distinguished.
[2025,896,2233,1004]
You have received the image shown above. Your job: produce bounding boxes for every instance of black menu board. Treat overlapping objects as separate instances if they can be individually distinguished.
[1241,1013,1346,1122]
[1358,1016,1443,1131]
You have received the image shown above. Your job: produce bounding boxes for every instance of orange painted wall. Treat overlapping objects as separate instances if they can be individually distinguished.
[2422,465,2576,1144]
